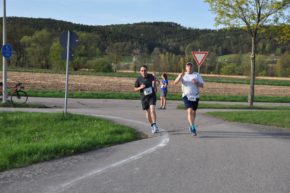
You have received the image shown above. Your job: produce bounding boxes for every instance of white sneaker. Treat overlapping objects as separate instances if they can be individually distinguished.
[152,124,159,133]
[151,126,156,134]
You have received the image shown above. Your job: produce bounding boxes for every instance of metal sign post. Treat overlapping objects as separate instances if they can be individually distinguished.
[59,30,78,117]
[2,0,7,103]
[64,31,70,117]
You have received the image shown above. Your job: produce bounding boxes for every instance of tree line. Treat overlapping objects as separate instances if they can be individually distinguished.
[1,17,289,76]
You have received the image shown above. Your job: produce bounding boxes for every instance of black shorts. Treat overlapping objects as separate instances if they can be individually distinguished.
[183,96,199,111]
[141,94,157,110]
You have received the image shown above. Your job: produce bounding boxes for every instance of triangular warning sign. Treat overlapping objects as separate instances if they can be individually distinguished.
[192,51,208,65]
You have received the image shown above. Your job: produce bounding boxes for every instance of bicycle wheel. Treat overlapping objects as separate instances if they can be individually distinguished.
[11,90,28,104]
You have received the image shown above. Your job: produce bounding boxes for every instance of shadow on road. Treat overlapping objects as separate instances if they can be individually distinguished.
[166,129,290,139]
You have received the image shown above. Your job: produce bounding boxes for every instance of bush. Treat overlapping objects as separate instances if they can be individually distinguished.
[89,58,113,72]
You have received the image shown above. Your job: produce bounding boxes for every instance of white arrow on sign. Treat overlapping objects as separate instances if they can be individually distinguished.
[192,51,208,65]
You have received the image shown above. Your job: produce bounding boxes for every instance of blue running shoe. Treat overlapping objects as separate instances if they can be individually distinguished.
[191,125,197,136]
[188,126,192,133]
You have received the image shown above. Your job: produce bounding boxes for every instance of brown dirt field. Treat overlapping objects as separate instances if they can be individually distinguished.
[2,71,290,97]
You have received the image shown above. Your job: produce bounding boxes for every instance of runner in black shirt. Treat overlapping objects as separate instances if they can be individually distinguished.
[134,65,159,134]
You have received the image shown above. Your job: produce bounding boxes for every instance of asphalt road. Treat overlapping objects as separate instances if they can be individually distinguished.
[0,98,290,193]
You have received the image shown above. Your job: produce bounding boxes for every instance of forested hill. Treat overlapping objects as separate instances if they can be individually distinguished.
[6,16,212,35]
[2,16,288,55]
[1,17,289,76]
[4,17,217,53]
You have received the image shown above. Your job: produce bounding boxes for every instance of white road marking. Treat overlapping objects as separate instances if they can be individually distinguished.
[54,114,170,193]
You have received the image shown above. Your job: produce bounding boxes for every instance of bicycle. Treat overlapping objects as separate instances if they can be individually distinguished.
[0,82,28,104]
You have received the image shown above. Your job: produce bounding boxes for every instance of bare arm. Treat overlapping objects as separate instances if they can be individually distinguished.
[174,71,184,85]
[134,84,145,92]
[195,74,204,88]
[155,77,160,85]
[198,82,204,88]
[154,76,159,93]
[154,81,158,93]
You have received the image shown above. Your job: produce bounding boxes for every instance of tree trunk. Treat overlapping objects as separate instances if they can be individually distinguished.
[248,35,256,107]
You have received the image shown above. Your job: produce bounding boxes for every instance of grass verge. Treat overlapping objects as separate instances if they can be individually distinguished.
[0,112,142,172]
[26,90,290,103]
[206,110,290,131]
[177,103,290,110]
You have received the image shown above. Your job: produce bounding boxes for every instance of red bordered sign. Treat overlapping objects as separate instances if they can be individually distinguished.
[192,51,208,66]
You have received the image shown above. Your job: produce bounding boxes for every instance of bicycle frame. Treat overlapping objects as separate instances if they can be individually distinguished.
[0,82,28,104]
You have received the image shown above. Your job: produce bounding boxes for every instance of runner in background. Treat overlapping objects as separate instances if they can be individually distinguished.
[158,73,168,110]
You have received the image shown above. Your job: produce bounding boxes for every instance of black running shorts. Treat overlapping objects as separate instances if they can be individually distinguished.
[183,96,199,111]
[141,94,156,110]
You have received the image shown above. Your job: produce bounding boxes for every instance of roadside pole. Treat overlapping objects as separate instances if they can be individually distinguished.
[64,31,70,117]
[2,0,7,103]
[60,30,78,117]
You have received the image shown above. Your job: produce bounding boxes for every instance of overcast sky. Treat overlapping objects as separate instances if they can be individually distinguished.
[5,0,217,29]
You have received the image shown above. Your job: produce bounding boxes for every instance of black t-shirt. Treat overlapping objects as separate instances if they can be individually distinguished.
[135,74,156,98]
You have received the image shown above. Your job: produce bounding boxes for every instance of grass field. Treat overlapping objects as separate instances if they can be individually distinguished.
[0,112,141,171]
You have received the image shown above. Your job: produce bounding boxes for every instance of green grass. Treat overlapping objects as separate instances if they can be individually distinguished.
[0,112,141,171]
[206,110,290,130]
[177,103,290,110]
[200,95,290,103]
[28,90,141,100]
[202,76,290,86]
[24,90,290,103]
[2,90,290,104]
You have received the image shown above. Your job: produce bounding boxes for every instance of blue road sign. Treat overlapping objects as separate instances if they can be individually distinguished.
[1,44,13,59]
[60,31,78,48]
[61,49,73,60]
[60,31,78,61]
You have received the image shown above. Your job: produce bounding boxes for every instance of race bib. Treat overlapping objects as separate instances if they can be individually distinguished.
[144,87,153,95]
[187,95,196,101]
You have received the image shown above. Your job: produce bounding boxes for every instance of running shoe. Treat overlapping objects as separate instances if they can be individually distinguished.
[188,126,192,133]
[152,123,159,133]
[151,126,156,134]
[191,125,197,136]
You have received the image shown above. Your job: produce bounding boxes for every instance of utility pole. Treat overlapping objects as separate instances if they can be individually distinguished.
[2,0,7,103]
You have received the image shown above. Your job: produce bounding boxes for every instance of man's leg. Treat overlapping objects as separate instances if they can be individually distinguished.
[150,105,156,123]
[150,104,159,133]
[187,108,195,125]
[187,108,197,135]
[145,108,153,124]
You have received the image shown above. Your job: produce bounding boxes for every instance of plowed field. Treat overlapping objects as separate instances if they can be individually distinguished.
[3,71,290,97]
